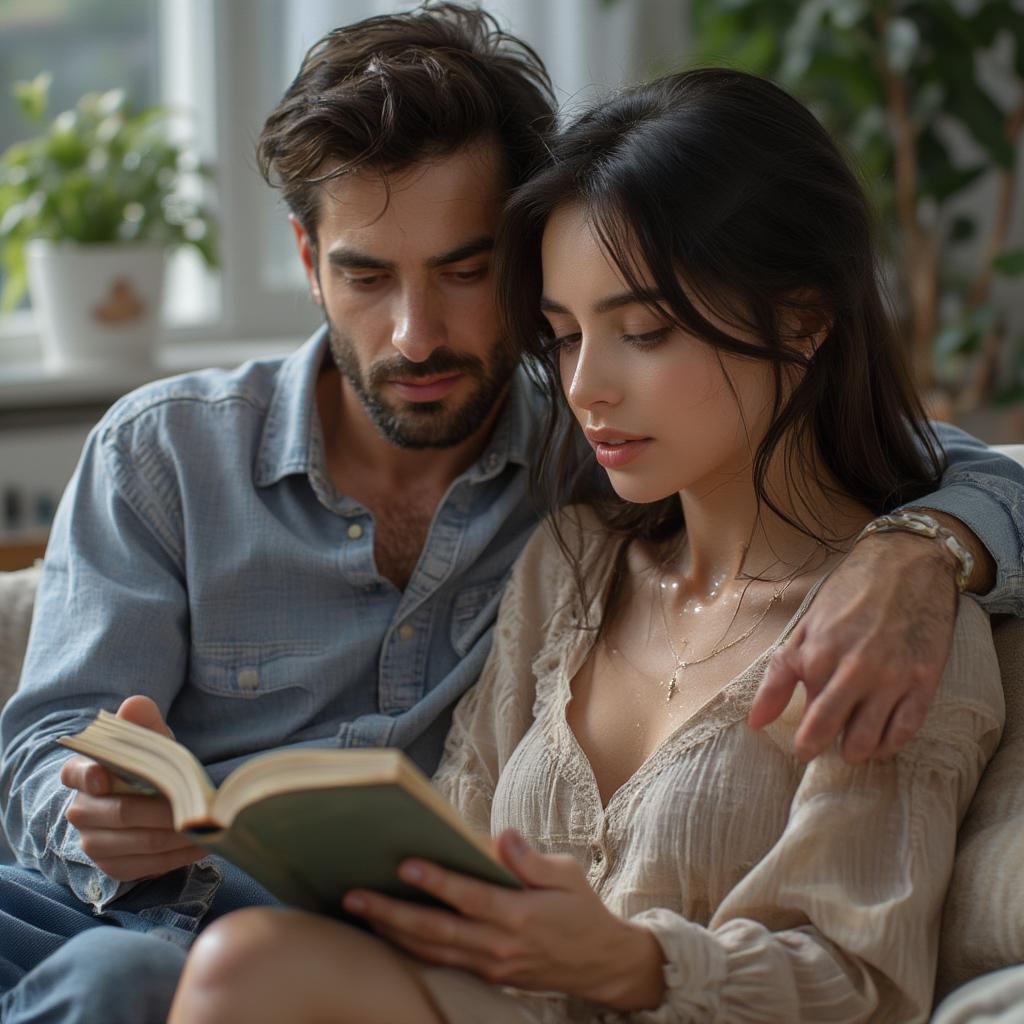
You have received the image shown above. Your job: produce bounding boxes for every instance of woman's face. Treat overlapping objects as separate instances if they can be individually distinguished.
[539,204,776,505]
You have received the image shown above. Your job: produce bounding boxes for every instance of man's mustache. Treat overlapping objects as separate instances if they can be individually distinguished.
[367,348,485,387]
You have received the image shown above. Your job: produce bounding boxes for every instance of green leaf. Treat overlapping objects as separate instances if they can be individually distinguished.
[12,72,51,123]
[994,249,1024,276]
[826,0,868,31]
[917,130,987,202]
[945,81,1016,169]
[0,236,27,313]
[963,1,1019,49]
[949,215,975,242]
[934,322,980,359]
[934,304,998,359]
[884,16,920,74]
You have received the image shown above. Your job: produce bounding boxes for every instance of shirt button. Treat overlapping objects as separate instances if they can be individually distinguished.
[398,624,415,641]
[237,668,259,691]
[347,523,364,540]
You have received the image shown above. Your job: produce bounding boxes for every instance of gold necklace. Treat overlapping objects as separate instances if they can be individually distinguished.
[600,574,794,702]
[658,578,794,701]
[655,538,826,701]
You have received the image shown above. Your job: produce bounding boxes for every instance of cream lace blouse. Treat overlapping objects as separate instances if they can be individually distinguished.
[431,507,1005,1024]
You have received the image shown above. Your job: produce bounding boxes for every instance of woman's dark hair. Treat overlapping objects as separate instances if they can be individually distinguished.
[257,2,555,248]
[496,67,944,594]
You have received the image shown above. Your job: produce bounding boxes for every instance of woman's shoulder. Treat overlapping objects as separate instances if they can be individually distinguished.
[515,504,613,572]
[505,503,617,614]
[920,595,1004,745]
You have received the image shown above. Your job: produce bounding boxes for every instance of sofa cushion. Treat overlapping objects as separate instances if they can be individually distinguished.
[0,564,40,709]
[932,964,1024,1024]
[937,614,1024,996]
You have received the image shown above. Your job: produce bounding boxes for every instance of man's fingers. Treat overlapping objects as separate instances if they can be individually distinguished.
[91,845,209,883]
[750,625,811,730]
[838,691,902,765]
[79,826,200,861]
[749,645,802,730]
[116,695,175,740]
[793,658,865,761]
[59,755,113,796]
[66,792,176,832]
[875,692,932,760]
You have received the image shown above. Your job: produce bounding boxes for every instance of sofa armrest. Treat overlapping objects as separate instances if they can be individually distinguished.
[0,563,42,712]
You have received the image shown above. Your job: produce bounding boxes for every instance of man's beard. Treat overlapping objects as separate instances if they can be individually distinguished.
[324,315,518,450]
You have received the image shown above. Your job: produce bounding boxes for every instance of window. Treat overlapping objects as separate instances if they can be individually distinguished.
[0,0,687,365]
[0,0,162,314]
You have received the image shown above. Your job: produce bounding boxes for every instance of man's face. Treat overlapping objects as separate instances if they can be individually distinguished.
[291,139,516,449]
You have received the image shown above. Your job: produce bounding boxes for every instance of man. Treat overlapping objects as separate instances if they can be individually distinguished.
[0,5,1021,1023]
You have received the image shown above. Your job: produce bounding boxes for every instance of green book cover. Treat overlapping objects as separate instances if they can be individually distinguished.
[201,784,518,916]
[59,712,519,916]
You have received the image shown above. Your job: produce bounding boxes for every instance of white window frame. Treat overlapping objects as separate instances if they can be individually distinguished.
[0,0,690,375]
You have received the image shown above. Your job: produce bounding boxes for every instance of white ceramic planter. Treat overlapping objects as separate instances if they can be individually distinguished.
[25,240,167,372]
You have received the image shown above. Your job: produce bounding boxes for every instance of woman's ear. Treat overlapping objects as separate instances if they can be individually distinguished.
[782,290,832,361]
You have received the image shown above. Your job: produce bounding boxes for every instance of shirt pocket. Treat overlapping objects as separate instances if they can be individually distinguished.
[450,578,506,658]
[189,639,323,699]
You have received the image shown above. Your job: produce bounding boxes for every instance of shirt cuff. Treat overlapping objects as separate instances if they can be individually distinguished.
[901,476,1024,615]
[57,824,139,912]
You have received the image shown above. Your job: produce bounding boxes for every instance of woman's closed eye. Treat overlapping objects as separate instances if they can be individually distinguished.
[545,326,672,352]
[622,326,671,348]
[547,331,581,352]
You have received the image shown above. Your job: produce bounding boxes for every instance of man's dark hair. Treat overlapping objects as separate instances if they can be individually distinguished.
[256,2,555,245]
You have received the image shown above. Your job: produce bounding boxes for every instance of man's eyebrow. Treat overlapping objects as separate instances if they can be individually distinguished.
[540,289,663,316]
[324,236,494,272]
[325,248,393,272]
[425,236,494,269]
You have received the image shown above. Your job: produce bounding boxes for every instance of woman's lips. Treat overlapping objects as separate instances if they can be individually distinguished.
[591,438,652,469]
[389,373,464,403]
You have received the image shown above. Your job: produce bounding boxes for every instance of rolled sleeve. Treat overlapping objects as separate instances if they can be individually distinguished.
[902,423,1024,615]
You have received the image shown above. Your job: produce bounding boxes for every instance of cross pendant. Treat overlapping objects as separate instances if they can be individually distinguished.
[666,663,685,702]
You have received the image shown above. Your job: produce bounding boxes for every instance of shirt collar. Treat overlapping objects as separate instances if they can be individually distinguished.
[461,364,540,484]
[254,327,542,490]
[254,327,329,488]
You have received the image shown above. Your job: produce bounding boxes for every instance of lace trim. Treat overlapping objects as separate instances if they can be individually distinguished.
[532,572,832,823]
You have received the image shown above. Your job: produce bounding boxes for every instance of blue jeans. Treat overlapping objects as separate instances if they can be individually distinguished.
[0,860,278,1024]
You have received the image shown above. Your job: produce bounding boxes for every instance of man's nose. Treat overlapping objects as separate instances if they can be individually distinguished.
[391,286,446,363]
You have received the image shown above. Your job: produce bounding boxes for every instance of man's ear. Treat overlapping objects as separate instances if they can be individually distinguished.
[289,214,323,307]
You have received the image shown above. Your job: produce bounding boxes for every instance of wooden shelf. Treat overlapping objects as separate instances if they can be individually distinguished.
[0,539,47,572]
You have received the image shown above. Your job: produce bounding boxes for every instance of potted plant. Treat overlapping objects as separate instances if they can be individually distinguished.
[0,73,217,371]
[641,0,1023,432]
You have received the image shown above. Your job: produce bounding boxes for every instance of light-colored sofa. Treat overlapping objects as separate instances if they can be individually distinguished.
[1,447,1022,1021]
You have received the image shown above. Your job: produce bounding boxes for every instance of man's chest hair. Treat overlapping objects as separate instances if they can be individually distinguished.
[370,494,439,590]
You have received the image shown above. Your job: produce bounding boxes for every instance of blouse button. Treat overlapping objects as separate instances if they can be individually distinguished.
[592,846,604,864]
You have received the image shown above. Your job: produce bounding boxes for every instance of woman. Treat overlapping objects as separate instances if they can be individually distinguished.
[168,69,1003,1023]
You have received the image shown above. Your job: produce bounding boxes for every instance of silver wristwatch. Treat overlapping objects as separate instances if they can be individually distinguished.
[855,511,975,592]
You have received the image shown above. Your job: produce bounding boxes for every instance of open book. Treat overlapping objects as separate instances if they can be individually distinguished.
[58,712,518,916]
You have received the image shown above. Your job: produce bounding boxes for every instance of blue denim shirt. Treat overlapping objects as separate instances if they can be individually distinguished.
[2,326,1022,923]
